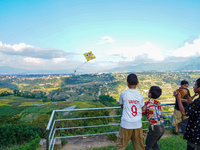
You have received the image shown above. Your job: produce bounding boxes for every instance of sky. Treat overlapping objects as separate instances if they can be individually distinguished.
[0,0,200,74]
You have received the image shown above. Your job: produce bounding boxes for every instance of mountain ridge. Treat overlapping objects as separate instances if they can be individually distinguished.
[0,57,200,74]
[109,56,200,72]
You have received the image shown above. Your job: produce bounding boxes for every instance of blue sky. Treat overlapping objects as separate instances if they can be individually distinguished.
[0,0,200,73]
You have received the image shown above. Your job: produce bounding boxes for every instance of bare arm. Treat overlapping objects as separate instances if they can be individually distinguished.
[186,95,193,104]
[174,91,186,116]
[190,93,198,100]
[181,98,188,103]
[142,105,147,113]
[181,92,197,104]
[142,105,147,115]
[121,104,123,109]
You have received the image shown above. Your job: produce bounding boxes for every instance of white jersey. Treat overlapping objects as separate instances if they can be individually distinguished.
[118,89,144,129]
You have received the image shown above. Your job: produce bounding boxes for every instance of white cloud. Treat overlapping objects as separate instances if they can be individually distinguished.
[167,37,200,57]
[0,42,82,71]
[53,58,67,63]
[97,36,114,44]
[106,42,164,62]
[1,36,200,73]
[0,41,75,59]
[23,57,43,64]
[13,43,33,51]
[0,41,33,51]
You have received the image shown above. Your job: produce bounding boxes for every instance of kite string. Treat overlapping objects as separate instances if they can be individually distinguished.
[74,61,88,74]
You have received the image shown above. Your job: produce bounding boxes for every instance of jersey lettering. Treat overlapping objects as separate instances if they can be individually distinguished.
[128,100,139,104]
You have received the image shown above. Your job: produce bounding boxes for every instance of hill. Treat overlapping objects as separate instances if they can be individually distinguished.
[0,57,200,74]
[0,71,199,102]
[109,56,200,72]
[0,71,199,149]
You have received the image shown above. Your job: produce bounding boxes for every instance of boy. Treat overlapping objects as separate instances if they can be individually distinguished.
[117,73,145,150]
[174,78,200,150]
[142,86,165,150]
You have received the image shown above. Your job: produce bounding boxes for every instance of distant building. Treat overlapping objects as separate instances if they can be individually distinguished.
[46,83,53,85]
[143,89,148,93]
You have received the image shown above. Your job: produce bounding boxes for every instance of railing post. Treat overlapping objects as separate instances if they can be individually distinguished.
[46,129,49,150]
[46,110,56,150]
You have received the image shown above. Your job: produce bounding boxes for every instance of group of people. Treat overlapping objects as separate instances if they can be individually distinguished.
[117,73,200,150]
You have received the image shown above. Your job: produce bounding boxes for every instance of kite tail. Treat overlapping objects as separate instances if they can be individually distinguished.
[74,61,88,75]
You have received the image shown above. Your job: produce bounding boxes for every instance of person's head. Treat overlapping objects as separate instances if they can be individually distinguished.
[193,78,200,94]
[127,73,138,87]
[180,80,189,89]
[148,86,162,99]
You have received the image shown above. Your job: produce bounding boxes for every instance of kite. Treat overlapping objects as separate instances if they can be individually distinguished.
[74,51,96,74]
[83,51,96,61]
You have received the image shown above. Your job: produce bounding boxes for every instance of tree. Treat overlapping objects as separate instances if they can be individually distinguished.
[99,95,117,107]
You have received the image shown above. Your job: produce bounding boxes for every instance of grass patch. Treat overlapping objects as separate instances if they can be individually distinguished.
[18,101,44,106]
[0,87,12,93]
[22,113,37,122]
[0,101,12,106]
[69,101,97,108]
[159,134,187,150]
[189,74,200,78]
[8,102,22,107]
[0,95,45,107]
[0,106,25,115]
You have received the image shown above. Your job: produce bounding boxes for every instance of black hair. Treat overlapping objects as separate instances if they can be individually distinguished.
[149,86,162,99]
[181,80,188,85]
[196,78,200,88]
[127,74,138,85]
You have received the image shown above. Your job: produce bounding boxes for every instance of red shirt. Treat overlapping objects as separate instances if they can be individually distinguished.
[143,99,164,125]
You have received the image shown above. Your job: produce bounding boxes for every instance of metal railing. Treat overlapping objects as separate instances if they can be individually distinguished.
[46,103,175,150]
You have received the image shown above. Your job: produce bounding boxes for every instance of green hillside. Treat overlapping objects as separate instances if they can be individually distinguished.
[0,71,199,103]
[0,71,199,131]
[0,71,200,149]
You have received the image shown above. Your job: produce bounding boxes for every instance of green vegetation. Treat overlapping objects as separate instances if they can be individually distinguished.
[4,134,41,150]
[107,133,117,142]
[0,71,199,102]
[69,101,100,108]
[0,71,199,149]
[0,124,42,149]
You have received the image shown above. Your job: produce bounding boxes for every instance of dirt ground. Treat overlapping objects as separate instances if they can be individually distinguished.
[60,131,173,150]
[60,134,116,150]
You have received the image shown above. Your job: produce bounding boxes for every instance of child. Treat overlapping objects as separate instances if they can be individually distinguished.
[174,78,200,150]
[142,86,165,150]
[117,73,145,150]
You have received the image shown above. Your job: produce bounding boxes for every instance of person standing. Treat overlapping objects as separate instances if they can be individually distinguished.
[172,80,197,135]
[143,86,165,150]
[117,73,145,150]
[174,78,200,150]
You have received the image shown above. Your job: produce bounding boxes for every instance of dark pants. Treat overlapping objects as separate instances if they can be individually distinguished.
[145,124,165,150]
[187,141,200,150]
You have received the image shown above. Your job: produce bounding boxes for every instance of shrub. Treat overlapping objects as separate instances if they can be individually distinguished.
[0,114,22,126]
[5,134,41,150]
[107,133,117,142]
[0,124,42,147]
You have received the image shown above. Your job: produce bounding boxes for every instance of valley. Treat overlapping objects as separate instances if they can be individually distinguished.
[0,71,199,149]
